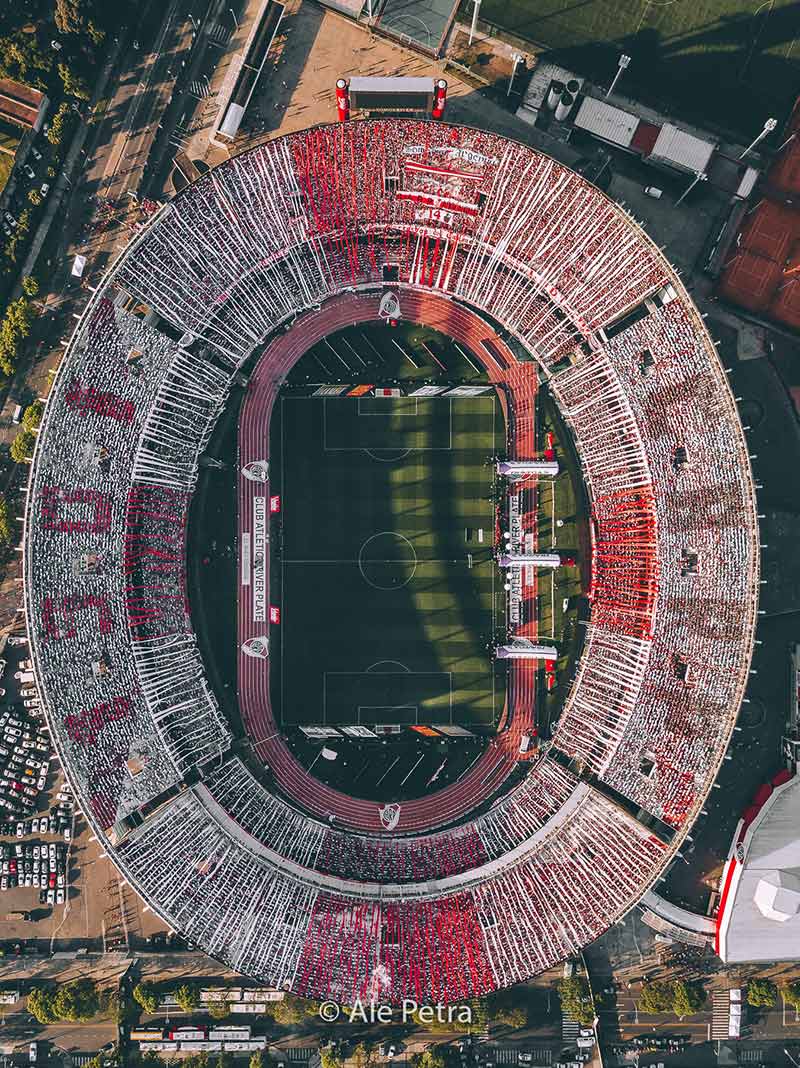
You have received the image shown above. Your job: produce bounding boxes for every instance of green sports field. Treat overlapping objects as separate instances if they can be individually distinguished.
[272,393,504,729]
[472,0,799,135]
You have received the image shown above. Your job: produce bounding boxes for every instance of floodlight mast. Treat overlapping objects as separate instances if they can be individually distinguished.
[675,170,708,207]
[739,117,777,159]
[469,0,482,45]
[507,53,523,97]
[605,53,630,99]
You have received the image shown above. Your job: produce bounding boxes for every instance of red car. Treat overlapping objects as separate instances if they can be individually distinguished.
[48,873,56,889]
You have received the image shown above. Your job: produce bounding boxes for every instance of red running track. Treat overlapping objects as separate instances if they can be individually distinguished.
[238,288,539,833]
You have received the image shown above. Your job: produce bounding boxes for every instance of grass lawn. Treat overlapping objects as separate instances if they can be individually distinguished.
[471,0,799,136]
[272,393,504,729]
[0,153,13,198]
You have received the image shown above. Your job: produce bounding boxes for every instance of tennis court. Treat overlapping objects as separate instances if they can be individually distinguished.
[273,393,504,728]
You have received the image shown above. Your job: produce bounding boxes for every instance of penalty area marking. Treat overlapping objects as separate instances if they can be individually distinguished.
[322,397,453,451]
[323,669,454,725]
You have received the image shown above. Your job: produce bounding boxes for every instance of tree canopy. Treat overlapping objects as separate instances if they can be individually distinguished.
[747,978,777,1008]
[10,427,35,462]
[0,496,13,548]
[639,981,673,1015]
[672,980,705,1018]
[173,983,199,1012]
[0,296,34,377]
[132,981,159,1015]
[782,981,800,1010]
[557,976,594,1027]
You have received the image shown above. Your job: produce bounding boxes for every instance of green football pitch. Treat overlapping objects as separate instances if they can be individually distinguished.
[272,394,505,729]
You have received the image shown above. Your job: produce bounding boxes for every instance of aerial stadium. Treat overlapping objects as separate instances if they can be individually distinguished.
[23,113,760,1004]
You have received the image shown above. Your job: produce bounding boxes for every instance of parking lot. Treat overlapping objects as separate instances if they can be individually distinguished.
[0,629,76,917]
[0,625,163,953]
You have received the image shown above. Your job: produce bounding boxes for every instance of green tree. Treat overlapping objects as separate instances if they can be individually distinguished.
[639,981,673,1015]
[173,983,199,1012]
[52,978,99,1021]
[557,976,594,1027]
[27,189,42,207]
[27,986,58,1024]
[215,1054,233,1068]
[270,994,305,1026]
[0,496,12,548]
[0,296,33,375]
[782,981,800,1011]
[58,61,90,100]
[208,1000,229,1020]
[55,0,86,33]
[182,1055,210,1068]
[132,981,159,1015]
[483,989,527,1027]
[22,399,43,430]
[351,1043,374,1068]
[249,1053,265,1068]
[10,427,35,462]
[671,981,705,1018]
[47,103,72,146]
[411,1051,448,1068]
[21,275,39,297]
[320,1051,343,1068]
[3,209,31,268]
[747,978,777,1008]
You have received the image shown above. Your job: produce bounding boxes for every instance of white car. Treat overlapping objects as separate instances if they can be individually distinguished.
[56,887,64,904]
[8,636,27,646]
[30,148,42,161]
[63,827,71,842]
[39,183,49,197]
[23,164,35,180]
[22,700,39,709]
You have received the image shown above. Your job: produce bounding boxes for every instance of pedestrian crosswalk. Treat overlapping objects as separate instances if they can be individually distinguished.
[711,990,731,1040]
[487,1048,552,1066]
[561,1015,580,1043]
[287,1049,317,1062]
[740,1051,763,1064]
[207,22,233,45]
[189,80,212,99]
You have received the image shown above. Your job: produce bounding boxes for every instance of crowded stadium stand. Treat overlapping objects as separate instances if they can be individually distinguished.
[25,119,760,999]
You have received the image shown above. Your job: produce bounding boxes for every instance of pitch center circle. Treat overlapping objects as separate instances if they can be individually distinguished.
[358,532,417,590]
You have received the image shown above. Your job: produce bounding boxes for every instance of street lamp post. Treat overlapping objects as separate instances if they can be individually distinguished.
[675,169,708,206]
[507,52,523,96]
[468,0,482,45]
[605,53,630,98]
[739,116,777,158]
[229,7,239,29]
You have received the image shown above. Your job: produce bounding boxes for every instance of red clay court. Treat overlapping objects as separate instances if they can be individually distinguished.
[718,97,800,330]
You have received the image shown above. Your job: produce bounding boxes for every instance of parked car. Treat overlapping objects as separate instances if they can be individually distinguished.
[40,183,49,197]
[30,148,42,161]
[23,164,35,180]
